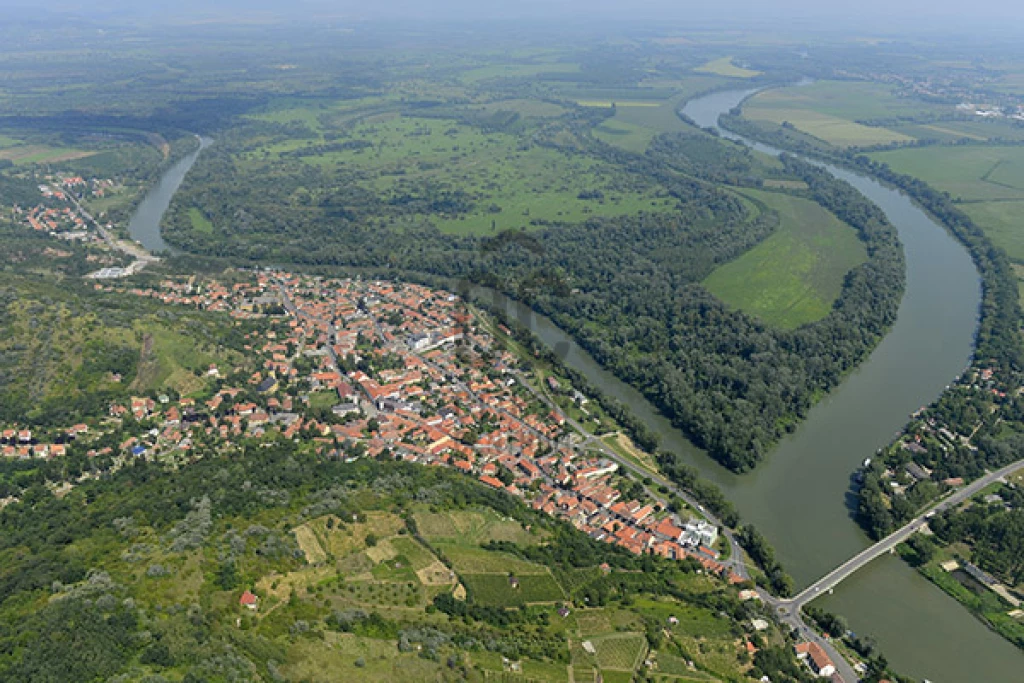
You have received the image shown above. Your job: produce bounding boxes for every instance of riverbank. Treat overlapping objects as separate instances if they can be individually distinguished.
[681,88,1024,681]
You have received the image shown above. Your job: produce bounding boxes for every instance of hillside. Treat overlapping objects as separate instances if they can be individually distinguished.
[0,447,814,683]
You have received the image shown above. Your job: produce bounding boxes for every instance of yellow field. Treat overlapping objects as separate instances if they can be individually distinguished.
[576,100,661,108]
[744,106,912,147]
[695,57,761,78]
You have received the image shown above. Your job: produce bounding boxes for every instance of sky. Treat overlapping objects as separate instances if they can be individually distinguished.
[1,0,1022,34]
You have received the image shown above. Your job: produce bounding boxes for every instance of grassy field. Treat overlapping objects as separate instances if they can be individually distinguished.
[743,81,927,147]
[414,506,546,546]
[694,57,761,78]
[870,145,1024,270]
[703,189,867,328]
[248,112,673,235]
[188,207,214,234]
[871,145,1024,202]
[593,119,658,153]
[440,545,550,575]
[0,144,96,165]
[284,634,444,682]
[961,201,1024,263]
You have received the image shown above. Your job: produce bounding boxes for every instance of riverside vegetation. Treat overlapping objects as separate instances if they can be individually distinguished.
[723,59,1024,653]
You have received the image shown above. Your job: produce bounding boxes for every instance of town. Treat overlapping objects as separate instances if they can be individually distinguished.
[2,270,743,583]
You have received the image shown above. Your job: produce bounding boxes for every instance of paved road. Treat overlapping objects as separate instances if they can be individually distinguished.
[507,368,751,580]
[784,458,1024,610]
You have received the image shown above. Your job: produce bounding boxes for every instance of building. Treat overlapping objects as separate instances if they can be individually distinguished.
[239,590,259,610]
[795,642,837,678]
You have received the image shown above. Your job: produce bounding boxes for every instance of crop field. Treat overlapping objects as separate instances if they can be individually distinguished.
[0,143,95,165]
[462,571,565,606]
[743,81,930,147]
[694,57,761,78]
[414,506,545,546]
[871,145,1024,201]
[439,545,550,575]
[703,189,867,328]
[871,145,1024,265]
[748,80,937,121]
[591,633,648,671]
[961,201,1024,263]
[744,107,911,147]
[577,100,661,108]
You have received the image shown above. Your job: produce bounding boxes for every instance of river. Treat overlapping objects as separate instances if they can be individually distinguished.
[474,90,1023,680]
[127,136,211,253]
[131,101,1024,679]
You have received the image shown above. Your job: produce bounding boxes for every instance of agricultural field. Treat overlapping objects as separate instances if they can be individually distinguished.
[461,571,565,607]
[742,80,934,147]
[588,76,729,152]
[0,143,95,165]
[887,120,1024,144]
[871,145,1024,203]
[695,57,761,78]
[871,145,1024,278]
[591,633,648,671]
[703,188,868,328]
[460,61,581,83]
[414,506,547,547]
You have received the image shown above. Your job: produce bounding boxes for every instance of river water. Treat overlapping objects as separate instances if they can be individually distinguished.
[130,104,1024,679]
[127,137,210,253]
[474,91,1023,680]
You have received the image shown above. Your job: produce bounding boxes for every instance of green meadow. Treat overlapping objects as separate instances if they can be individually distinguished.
[248,110,675,235]
[703,189,867,328]
[871,145,1024,264]
[694,56,761,78]
[743,80,931,147]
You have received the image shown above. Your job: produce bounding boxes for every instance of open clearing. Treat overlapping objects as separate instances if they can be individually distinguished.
[250,112,674,235]
[870,145,1024,268]
[743,81,926,147]
[695,57,761,78]
[0,144,96,165]
[871,145,1024,202]
[703,189,867,328]
[414,506,544,546]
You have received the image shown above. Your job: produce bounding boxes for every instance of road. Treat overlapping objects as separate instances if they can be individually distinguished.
[63,188,159,267]
[276,284,1024,682]
[781,457,1024,610]
[506,367,750,580]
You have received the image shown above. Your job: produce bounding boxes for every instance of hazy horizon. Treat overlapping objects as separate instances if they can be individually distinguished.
[2,0,1023,36]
